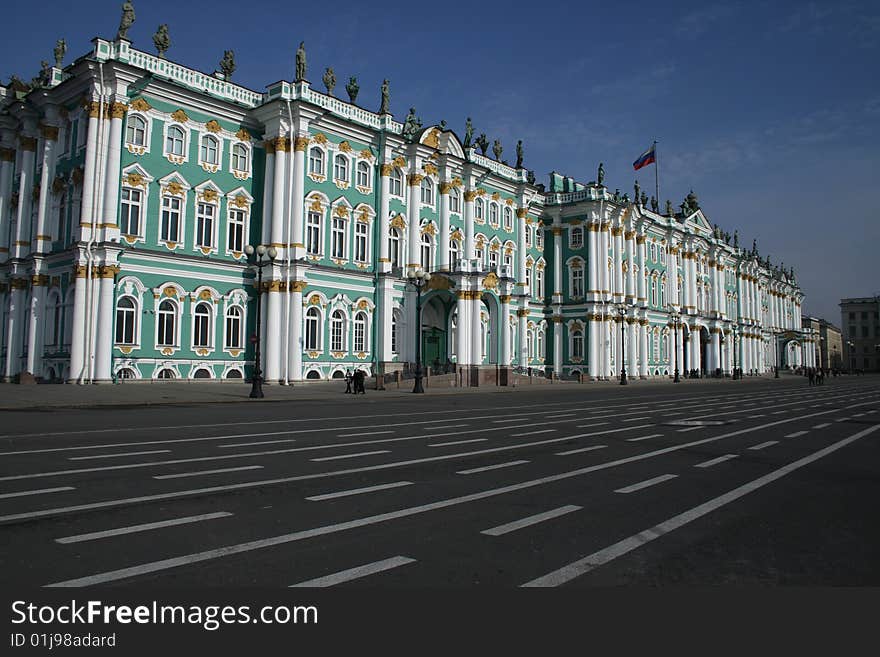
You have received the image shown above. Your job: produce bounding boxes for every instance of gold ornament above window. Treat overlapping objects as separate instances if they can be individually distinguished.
[130,97,152,112]
[171,109,189,123]
[338,140,353,153]
[205,120,222,133]
[236,128,251,141]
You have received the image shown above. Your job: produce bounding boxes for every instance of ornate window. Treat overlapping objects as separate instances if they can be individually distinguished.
[157,299,177,347]
[571,329,584,359]
[331,216,347,259]
[309,147,324,175]
[489,203,499,227]
[503,207,513,231]
[231,143,249,173]
[537,329,545,360]
[391,310,401,355]
[227,208,246,254]
[355,221,369,263]
[475,198,484,220]
[47,292,63,348]
[353,312,368,353]
[334,154,349,182]
[160,196,182,243]
[306,211,322,255]
[388,228,401,268]
[305,307,321,351]
[571,266,584,297]
[356,161,370,188]
[200,134,219,166]
[450,239,460,264]
[536,268,545,299]
[526,265,532,290]
[165,125,185,156]
[650,275,658,307]
[193,301,213,348]
[525,225,532,247]
[330,310,346,352]
[115,296,137,345]
[536,228,544,249]
[420,232,433,270]
[126,115,147,147]
[390,168,403,196]
[650,242,657,262]
[570,227,584,249]
[225,306,243,349]
[120,187,142,237]
[450,188,461,213]
[195,201,216,250]
[489,248,499,271]
[660,280,667,307]
[420,177,434,205]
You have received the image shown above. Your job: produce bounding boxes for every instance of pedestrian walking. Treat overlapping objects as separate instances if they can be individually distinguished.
[354,369,366,394]
[808,368,815,386]
[344,369,353,393]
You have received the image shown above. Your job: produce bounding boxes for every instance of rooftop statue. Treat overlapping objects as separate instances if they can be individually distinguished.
[116,2,135,41]
[463,117,473,149]
[640,190,648,207]
[402,107,422,142]
[295,41,306,81]
[322,67,336,96]
[527,170,536,185]
[219,50,236,80]
[346,76,359,104]
[650,196,658,213]
[634,179,640,204]
[734,230,739,248]
[379,79,390,114]
[476,133,489,156]
[492,139,503,161]
[153,24,170,59]
[665,199,673,216]
[597,162,605,185]
[515,140,523,168]
[54,39,66,68]
[439,119,447,130]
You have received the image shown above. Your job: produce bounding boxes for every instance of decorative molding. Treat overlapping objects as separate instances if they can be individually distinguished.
[205,120,222,133]
[170,109,189,123]
[130,97,152,112]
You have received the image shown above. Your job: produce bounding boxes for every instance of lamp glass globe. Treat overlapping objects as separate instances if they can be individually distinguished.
[256,244,267,256]
[244,244,254,256]
[268,246,278,260]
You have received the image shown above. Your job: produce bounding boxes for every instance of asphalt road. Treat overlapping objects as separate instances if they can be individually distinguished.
[1,376,878,588]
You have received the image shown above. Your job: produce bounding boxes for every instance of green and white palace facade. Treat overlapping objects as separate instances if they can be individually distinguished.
[0,36,815,384]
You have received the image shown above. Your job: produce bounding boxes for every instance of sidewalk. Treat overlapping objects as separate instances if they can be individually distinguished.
[0,373,799,411]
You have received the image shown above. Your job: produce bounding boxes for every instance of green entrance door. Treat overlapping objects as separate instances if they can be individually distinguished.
[422,327,447,370]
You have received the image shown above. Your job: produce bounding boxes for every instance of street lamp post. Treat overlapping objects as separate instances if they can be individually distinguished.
[669,306,680,383]
[846,340,854,374]
[619,305,627,385]
[244,244,277,399]
[407,267,432,393]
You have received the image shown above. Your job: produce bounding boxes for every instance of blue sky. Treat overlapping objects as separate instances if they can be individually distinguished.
[4,0,878,324]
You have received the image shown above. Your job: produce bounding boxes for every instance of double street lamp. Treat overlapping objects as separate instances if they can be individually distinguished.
[244,243,277,398]
[618,304,627,385]
[669,305,681,383]
[407,267,432,394]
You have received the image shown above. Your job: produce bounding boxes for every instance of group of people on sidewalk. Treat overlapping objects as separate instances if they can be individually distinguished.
[344,369,367,395]
[807,367,826,386]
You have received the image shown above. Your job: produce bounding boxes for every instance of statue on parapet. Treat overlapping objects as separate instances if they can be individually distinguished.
[322,67,336,96]
[492,139,503,161]
[116,1,136,41]
[54,39,67,68]
[402,107,422,142]
[295,41,307,81]
[476,133,489,156]
[346,76,359,104]
[219,50,236,80]
[597,162,605,185]
[153,24,170,59]
[379,79,390,114]
[515,140,523,168]
[463,117,473,148]
[634,179,641,204]
[650,195,658,213]
[665,199,673,216]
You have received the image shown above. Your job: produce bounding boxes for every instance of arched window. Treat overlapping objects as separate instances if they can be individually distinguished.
[489,203,499,226]
[306,211,322,255]
[165,125,185,156]
[489,248,499,271]
[571,329,584,359]
[334,154,349,182]
[571,266,584,297]
[306,369,321,380]
[331,214,347,259]
[450,188,461,213]
[157,368,176,379]
[525,225,532,247]
[420,177,434,205]
[126,115,147,147]
[388,227,401,268]
[305,307,321,351]
[475,198,484,220]
[526,265,532,291]
[660,280,667,307]
[309,147,324,175]
[225,306,242,349]
[503,207,513,231]
[357,161,370,188]
[652,331,660,363]
[527,330,534,360]
[537,329,545,360]
[225,368,243,379]
[536,228,544,249]
[536,267,545,299]
[193,301,213,348]
[330,310,346,352]
[120,187,142,237]
[391,311,401,355]
[650,243,657,262]
[117,368,136,380]
[193,368,212,379]
[570,227,584,248]
[200,135,219,165]
[115,296,137,345]
[157,299,176,346]
[650,275,658,306]
[450,239,460,265]
[503,250,512,269]
[231,143,249,172]
[353,312,368,353]
[420,232,433,270]
[390,168,403,196]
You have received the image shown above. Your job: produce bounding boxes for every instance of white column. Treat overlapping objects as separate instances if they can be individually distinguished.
[438,183,450,270]
[271,137,288,249]
[377,277,393,364]
[500,294,511,366]
[28,281,48,376]
[688,255,698,313]
[612,227,623,300]
[600,225,610,296]
[0,148,15,258]
[4,283,25,380]
[101,104,124,243]
[628,319,637,377]
[35,128,58,251]
[516,209,527,290]
[587,222,598,294]
[668,246,679,307]
[638,319,648,378]
[290,137,307,257]
[14,139,36,258]
[464,191,475,260]
[261,142,275,245]
[470,294,482,367]
[79,107,100,242]
[637,235,647,304]
[553,317,563,376]
[93,264,117,382]
[378,164,391,267]
[676,326,684,376]
[552,226,563,304]
[288,282,304,381]
[265,281,281,382]
[457,291,471,367]
[588,312,599,379]
[625,231,635,302]
[68,267,87,382]
[407,173,422,273]
[601,316,610,378]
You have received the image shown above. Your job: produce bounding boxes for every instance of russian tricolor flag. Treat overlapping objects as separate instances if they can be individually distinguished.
[633,144,656,171]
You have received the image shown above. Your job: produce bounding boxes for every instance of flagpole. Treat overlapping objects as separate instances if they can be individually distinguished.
[654,140,660,208]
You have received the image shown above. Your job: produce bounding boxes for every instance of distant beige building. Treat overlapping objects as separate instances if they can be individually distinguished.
[839,297,880,372]
[803,315,843,370]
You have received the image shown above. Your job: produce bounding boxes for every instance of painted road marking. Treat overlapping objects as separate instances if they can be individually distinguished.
[428,439,487,447]
[457,460,530,475]
[812,423,831,429]
[69,450,170,461]
[784,431,808,438]
[290,556,415,587]
[511,429,556,437]
[614,474,678,494]
[306,481,413,502]
[626,434,663,442]
[623,417,649,422]
[749,441,778,450]
[56,512,232,544]
[481,505,582,536]
[0,486,74,500]
[337,431,394,438]
[218,439,297,448]
[555,445,607,455]
[694,454,738,468]
[311,451,391,462]
[153,466,264,480]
